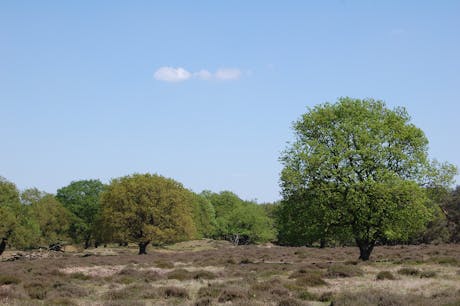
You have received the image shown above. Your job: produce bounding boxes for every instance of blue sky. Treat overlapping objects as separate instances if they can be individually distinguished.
[1,1,459,202]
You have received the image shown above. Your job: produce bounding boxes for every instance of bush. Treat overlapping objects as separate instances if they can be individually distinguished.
[420,270,437,278]
[298,290,317,300]
[194,297,213,306]
[46,298,78,306]
[278,298,302,306]
[160,286,189,299]
[319,291,334,302]
[397,267,420,276]
[332,290,405,306]
[51,282,91,298]
[432,257,459,266]
[376,271,396,280]
[295,274,327,287]
[166,268,193,280]
[154,260,174,269]
[325,264,364,278]
[193,270,217,280]
[217,287,248,302]
[69,272,91,280]
[24,282,48,300]
[240,258,253,264]
[0,275,21,285]
[198,284,223,299]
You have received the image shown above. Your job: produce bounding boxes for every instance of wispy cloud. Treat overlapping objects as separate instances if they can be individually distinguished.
[215,68,241,80]
[153,67,191,82]
[154,67,243,82]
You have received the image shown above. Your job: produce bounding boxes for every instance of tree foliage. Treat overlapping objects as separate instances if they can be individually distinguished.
[100,173,197,254]
[56,180,105,248]
[28,192,71,245]
[279,98,457,260]
[203,191,276,245]
[190,193,217,238]
[0,179,41,253]
[442,186,460,242]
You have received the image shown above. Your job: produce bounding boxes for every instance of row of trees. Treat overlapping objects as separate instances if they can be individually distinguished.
[1,98,459,260]
[0,174,276,255]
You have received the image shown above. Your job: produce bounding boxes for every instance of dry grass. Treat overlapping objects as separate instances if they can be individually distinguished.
[0,242,459,305]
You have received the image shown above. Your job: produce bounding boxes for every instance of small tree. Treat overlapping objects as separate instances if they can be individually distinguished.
[279,98,457,260]
[56,180,105,248]
[191,193,217,238]
[203,191,276,245]
[0,178,41,253]
[100,173,197,254]
[29,193,72,246]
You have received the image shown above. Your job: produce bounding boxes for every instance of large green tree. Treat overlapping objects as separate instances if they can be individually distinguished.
[100,173,197,254]
[279,98,457,260]
[56,180,105,248]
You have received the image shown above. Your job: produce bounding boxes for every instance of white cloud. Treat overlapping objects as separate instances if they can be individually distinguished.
[215,68,241,80]
[194,69,213,80]
[154,67,191,82]
[154,67,243,82]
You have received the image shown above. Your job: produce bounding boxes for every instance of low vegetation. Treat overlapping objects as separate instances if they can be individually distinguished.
[0,241,459,305]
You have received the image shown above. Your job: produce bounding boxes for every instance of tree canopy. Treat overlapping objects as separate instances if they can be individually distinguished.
[56,179,105,248]
[203,191,276,245]
[279,97,457,260]
[100,173,197,254]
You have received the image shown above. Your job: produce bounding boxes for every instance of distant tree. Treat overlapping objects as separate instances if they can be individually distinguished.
[100,174,197,254]
[191,193,217,238]
[442,186,460,242]
[279,98,457,260]
[203,191,276,245]
[0,178,40,254]
[56,180,105,248]
[28,193,72,246]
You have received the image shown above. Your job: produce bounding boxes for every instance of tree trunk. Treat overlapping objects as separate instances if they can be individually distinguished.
[0,238,6,256]
[138,241,150,255]
[356,239,375,261]
[319,238,326,249]
[84,239,91,249]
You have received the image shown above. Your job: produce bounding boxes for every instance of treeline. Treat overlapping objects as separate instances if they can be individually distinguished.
[0,174,276,255]
[1,174,459,256]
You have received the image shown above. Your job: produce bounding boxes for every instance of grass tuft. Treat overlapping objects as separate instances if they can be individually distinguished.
[376,271,396,280]
[325,264,364,278]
